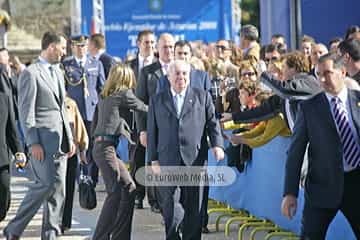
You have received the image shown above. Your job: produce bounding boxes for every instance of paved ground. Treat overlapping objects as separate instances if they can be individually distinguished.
[0,167,272,240]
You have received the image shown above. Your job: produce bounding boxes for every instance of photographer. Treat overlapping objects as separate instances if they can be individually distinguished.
[208,59,239,113]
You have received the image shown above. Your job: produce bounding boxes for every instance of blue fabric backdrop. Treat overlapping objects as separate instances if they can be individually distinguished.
[208,136,356,239]
[260,0,360,48]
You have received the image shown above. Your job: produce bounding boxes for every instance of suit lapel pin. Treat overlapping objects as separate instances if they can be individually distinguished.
[357,101,360,107]
[189,99,193,103]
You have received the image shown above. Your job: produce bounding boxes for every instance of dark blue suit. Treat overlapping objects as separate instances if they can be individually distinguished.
[284,90,360,239]
[155,68,212,162]
[147,87,223,239]
[155,68,212,228]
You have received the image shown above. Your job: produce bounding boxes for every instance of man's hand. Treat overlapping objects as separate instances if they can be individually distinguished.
[211,146,225,161]
[67,141,76,158]
[151,161,161,175]
[128,178,137,193]
[31,144,44,161]
[229,134,244,145]
[140,131,147,147]
[281,194,297,220]
[220,113,232,122]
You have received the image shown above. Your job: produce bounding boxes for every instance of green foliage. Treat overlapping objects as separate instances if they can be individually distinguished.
[240,0,260,30]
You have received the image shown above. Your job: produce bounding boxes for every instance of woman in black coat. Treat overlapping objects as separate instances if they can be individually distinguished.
[91,63,148,240]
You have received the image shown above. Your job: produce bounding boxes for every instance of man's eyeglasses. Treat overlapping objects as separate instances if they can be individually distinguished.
[265,56,279,63]
[216,45,230,51]
[241,72,256,77]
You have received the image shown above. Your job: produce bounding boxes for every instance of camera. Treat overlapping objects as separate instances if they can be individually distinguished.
[223,77,237,90]
[15,152,27,173]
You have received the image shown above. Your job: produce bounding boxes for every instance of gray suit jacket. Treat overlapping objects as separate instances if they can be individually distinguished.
[232,72,322,127]
[92,89,148,144]
[284,90,360,208]
[147,87,223,166]
[18,59,73,158]
[260,72,322,101]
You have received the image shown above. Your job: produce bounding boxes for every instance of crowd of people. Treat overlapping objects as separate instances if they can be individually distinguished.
[0,22,359,240]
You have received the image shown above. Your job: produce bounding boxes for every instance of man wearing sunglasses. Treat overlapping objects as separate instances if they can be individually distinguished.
[264,43,287,64]
[215,39,239,81]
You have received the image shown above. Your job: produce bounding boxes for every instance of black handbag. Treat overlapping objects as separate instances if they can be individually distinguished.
[78,165,97,210]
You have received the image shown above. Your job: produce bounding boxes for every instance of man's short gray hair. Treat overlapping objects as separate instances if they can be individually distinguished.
[168,60,191,75]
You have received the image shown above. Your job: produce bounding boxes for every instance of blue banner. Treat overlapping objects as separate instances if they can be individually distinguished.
[81,0,233,58]
[301,0,360,45]
[260,0,360,49]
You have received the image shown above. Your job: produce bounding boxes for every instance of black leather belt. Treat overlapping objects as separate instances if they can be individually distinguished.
[94,135,118,144]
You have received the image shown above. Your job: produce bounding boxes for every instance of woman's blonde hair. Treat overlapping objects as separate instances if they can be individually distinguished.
[101,63,136,97]
[207,59,227,79]
[268,59,284,72]
[239,60,257,75]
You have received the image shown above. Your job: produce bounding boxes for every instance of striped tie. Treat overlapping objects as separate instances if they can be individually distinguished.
[332,97,360,168]
[173,94,183,117]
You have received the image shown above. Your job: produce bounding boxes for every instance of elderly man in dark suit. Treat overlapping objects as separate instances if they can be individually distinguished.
[156,40,211,93]
[147,60,224,240]
[4,31,75,240]
[135,32,174,212]
[281,53,360,239]
[156,39,212,233]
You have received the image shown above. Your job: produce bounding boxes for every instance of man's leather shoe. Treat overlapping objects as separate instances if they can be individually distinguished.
[60,225,70,234]
[150,204,161,213]
[202,226,210,233]
[134,199,143,209]
[3,229,20,240]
